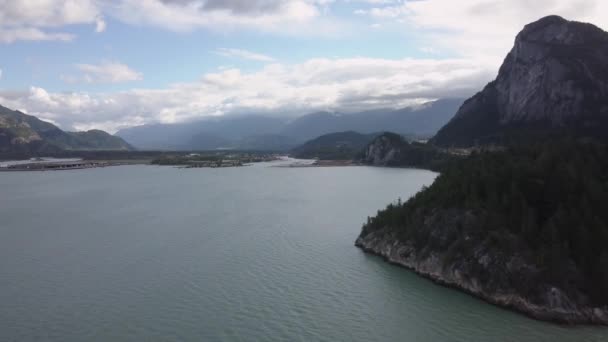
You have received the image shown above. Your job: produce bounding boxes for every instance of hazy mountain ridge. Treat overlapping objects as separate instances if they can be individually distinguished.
[116,98,464,150]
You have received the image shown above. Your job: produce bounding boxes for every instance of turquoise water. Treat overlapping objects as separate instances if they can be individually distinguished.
[1,162,607,341]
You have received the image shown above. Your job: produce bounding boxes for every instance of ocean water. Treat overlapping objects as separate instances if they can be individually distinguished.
[1,162,607,341]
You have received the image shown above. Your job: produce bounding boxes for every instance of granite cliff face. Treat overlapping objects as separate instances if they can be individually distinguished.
[432,15,608,147]
[361,133,404,166]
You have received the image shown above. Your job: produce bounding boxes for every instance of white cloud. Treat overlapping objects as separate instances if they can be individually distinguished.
[0,0,100,26]
[362,0,399,3]
[215,48,276,62]
[363,0,608,64]
[0,0,102,43]
[0,0,346,42]
[369,5,405,18]
[106,0,338,35]
[0,0,347,43]
[419,46,439,55]
[61,62,143,84]
[0,27,74,43]
[1,56,494,133]
[95,16,107,33]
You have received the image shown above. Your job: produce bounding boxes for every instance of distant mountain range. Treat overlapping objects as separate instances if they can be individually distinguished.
[116,98,464,151]
[0,105,132,154]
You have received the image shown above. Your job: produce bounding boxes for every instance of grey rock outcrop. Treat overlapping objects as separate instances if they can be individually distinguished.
[361,133,403,166]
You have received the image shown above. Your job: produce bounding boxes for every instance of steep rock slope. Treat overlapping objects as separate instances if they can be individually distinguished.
[432,16,608,147]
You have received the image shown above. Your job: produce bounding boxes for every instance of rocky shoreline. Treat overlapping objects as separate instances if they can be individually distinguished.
[355,230,608,325]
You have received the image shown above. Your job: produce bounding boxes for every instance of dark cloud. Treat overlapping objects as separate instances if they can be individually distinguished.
[203,0,284,14]
[160,0,285,14]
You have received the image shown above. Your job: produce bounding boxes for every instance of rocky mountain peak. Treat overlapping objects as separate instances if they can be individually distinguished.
[509,15,608,66]
[517,15,608,46]
[432,16,608,147]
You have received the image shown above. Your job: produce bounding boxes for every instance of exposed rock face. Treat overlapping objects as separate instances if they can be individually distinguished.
[432,15,608,147]
[361,132,453,171]
[361,132,403,166]
[355,209,608,325]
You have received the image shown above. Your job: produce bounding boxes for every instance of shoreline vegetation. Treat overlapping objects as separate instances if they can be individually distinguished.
[0,151,287,171]
[0,149,369,171]
[352,123,608,324]
[150,152,282,168]
[356,138,608,326]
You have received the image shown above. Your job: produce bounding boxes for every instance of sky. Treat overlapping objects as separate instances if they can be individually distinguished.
[0,0,607,133]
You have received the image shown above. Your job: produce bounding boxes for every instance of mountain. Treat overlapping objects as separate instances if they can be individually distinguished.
[291,131,379,160]
[432,16,608,147]
[116,98,463,150]
[357,16,608,325]
[63,130,133,151]
[0,105,132,153]
[282,98,464,142]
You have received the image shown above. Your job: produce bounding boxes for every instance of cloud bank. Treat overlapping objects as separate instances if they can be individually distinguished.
[0,0,336,43]
[215,48,276,62]
[105,0,338,35]
[61,62,143,84]
[360,0,608,63]
[0,56,494,133]
[0,0,103,43]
